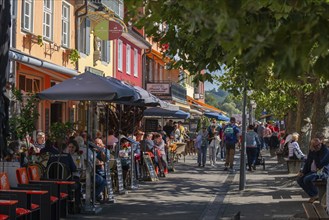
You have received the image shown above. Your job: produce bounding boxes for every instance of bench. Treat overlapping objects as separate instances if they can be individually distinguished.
[303,202,329,220]
[285,158,303,174]
[276,153,286,164]
[314,179,327,206]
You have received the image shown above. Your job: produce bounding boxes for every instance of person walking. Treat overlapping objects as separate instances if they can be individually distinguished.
[223,117,240,172]
[196,127,208,167]
[297,134,329,203]
[246,125,260,171]
[208,126,220,167]
[257,122,265,149]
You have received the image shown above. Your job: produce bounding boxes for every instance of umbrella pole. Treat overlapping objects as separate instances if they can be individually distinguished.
[105,104,115,202]
[117,104,122,158]
[130,106,138,190]
[82,101,102,214]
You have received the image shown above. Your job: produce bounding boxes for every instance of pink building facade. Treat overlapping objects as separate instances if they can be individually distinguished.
[114,28,150,87]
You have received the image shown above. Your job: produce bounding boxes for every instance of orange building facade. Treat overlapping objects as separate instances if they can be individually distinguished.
[10,0,78,133]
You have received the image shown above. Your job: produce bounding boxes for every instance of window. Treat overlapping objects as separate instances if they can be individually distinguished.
[118,40,123,71]
[62,3,70,47]
[18,74,41,93]
[126,45,131,74]
[78,18,90,55]
[101,40,110,63]
[22,0,33,32]
[43,0,53,40]
[134,49,138,77]
[118,0,124,19]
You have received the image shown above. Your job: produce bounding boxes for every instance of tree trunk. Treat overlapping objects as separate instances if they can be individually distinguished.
[311,84,329,141]
[285,109,297,134]
[296,92,314,153]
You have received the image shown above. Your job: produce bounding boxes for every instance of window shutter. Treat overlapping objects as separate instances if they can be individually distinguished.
[85,18,90,55]
[106,40,110,63]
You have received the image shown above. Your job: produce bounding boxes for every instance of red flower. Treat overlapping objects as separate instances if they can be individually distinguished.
[78,150,84,155]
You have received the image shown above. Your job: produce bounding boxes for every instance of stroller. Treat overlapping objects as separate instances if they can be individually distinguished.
[255,147,265,170]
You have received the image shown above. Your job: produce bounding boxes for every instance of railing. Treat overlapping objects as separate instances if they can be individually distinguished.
[89,0,124,19]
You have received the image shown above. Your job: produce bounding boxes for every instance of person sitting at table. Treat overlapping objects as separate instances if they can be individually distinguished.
[40,139,59,155]
[34,131,46,151]
[153,133,168,174]
[46,142,77,179]
[288,132,305,160]
[297,134,329,203]
[140,132,154,153]
[93,138,108,202]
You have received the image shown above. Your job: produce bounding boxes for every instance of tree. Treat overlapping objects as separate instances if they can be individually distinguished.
[9,88,40,145]
[126,0,329,81]
[126,0,329,140]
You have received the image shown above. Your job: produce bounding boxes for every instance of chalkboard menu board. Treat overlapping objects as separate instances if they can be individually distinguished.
[116,158,125,194]
[143,154,158,181]
[145,119,158,132]
[105,161,115,202]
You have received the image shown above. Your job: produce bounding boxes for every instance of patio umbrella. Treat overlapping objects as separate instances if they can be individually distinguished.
[37,71,136,101]
[204,111,230,121]
[144,107,190,119]
[114,84,161,107]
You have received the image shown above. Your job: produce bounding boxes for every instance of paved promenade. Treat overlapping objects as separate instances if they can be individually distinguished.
[67,149,310,220]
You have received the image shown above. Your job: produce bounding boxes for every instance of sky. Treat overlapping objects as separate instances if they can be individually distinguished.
[204,69,222,91]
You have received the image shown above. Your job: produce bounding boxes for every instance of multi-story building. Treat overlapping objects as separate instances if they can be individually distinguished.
[8,0,128,134]
[113,26,151,87]
[75,0,124,77]
[9,0,78,133]
[144,38,205,116]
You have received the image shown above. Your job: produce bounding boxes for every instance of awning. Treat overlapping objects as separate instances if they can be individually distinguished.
[9,49,78,77]
[187,96,227,115]
[121,27,151,50]
[173,100,191,112]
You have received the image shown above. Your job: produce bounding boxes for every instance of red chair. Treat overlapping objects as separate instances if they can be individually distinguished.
[0,172,43,220]
[15,168,60,220]
[22,166,75,217]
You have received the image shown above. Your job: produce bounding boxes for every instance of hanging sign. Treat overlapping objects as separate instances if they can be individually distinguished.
[94,20,123,41]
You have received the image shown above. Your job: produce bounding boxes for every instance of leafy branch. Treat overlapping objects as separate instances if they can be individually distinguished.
[9,88,40,141]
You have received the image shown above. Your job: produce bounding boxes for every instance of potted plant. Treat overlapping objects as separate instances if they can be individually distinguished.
[49,121,76,148]
[68,49,80,64]
[37,35,44,47]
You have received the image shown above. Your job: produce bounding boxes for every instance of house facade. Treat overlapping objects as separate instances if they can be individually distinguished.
[9,0,78,133]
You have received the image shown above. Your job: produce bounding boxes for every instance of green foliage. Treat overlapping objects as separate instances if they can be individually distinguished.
[68,49,80,64]
[49,122,76,144]
[205,89,241,116]
[126,0,329,82]
[37,35,43,47]
[9,88,40,140]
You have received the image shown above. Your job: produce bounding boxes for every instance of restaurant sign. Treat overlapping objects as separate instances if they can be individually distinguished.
[146,83,170,95]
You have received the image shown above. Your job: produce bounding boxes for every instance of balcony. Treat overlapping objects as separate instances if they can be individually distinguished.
[89,0,124,19]
[146,81,187,103]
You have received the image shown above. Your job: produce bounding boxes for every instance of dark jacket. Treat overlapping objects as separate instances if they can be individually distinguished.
[302,144,329,175]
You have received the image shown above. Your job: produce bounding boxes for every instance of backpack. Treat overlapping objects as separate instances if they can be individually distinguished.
[224,125,236,143]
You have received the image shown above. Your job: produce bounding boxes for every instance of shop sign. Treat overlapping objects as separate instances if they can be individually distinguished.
[146,83,170,95]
